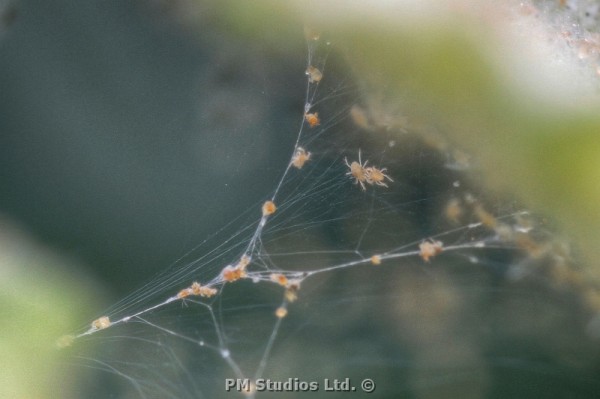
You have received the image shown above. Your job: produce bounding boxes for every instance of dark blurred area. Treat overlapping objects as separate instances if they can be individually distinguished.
[0,0,304,297]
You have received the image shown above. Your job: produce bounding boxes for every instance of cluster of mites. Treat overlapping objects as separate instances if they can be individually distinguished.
[174,256,300,320]
[174,199,299,320]
[291,145,394,191]
[81,56,439,338]
[61,28,445,348]
[84,213,444,336]
[67,194,553,343]
[83,154,433,335]
[300,64,394,190]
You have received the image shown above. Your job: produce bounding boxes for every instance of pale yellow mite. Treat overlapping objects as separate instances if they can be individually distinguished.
[306,66,323,83]
[345,158,369,190]
[177,281,217,299]
[270,273,289,287]
[284,280,301,302]
[262,200,277,216]
[370,255,382,265]
[91,316,111,330]
[291,147,311,169]
[350,105,370,129]
[304,112,320,128]
[345,151,393,191]
[366,165,393,188]
[222,266,245,282]
[237,255,251,269]
[445,198,463,224]
[419,240,444,262]
[221,255,252,283]
[275,306,288,318]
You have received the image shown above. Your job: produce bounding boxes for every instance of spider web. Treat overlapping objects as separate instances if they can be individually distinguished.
[57,4,600,399]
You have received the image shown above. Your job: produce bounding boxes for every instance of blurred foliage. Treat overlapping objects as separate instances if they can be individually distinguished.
[0,223,102,399]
